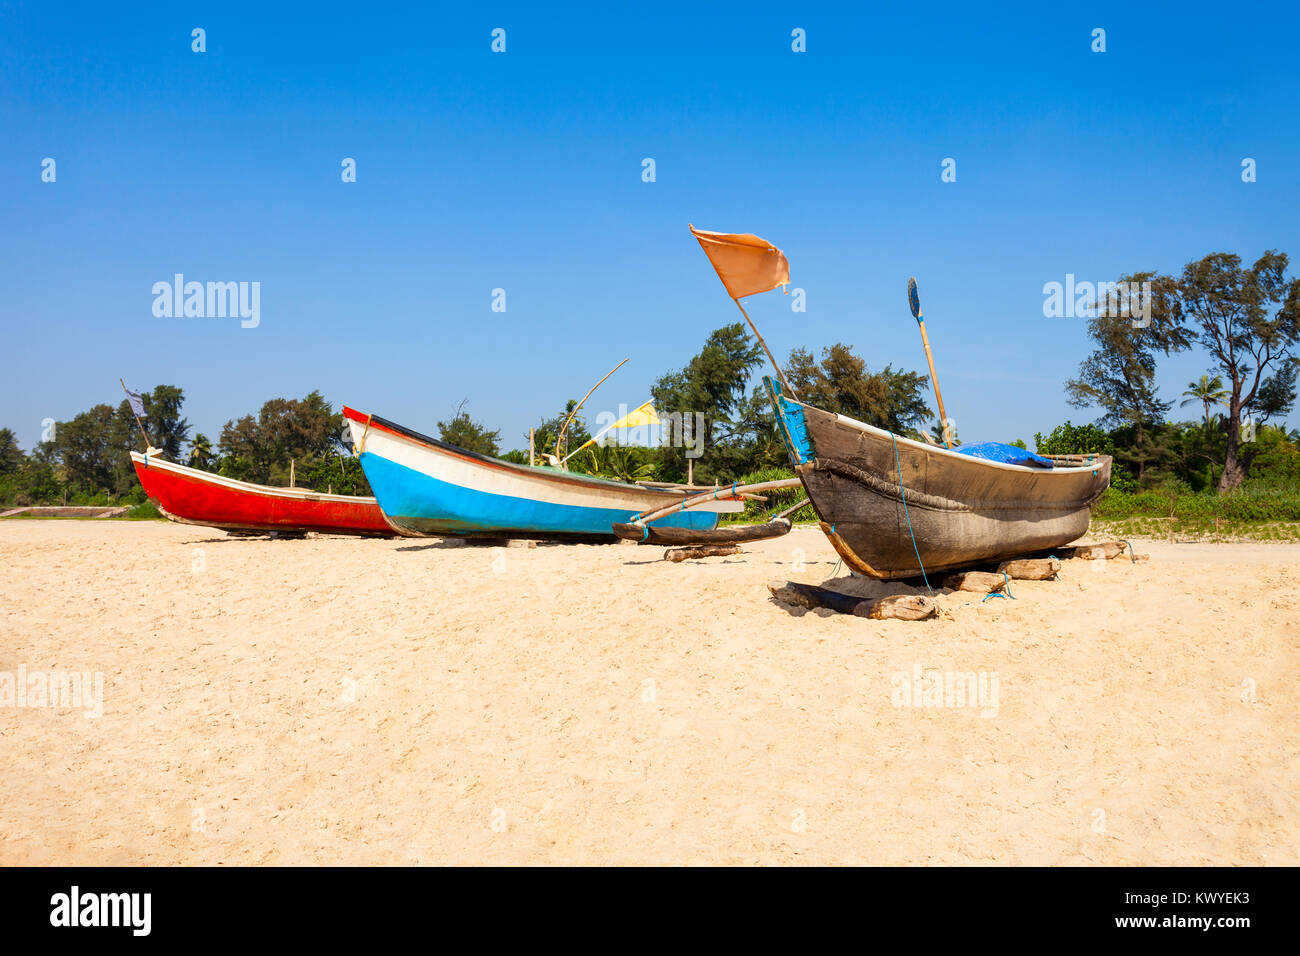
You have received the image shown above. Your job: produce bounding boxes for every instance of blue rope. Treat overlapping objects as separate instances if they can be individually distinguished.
[981,570,1015,602]
[890,432,934,596]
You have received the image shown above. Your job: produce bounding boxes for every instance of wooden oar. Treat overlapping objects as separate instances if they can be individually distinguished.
[908,277,950,448]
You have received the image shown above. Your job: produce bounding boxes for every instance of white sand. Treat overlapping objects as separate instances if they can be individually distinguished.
[1,520,1296,865]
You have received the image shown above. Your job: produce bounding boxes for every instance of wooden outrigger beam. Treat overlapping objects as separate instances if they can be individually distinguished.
[612,477,805,544]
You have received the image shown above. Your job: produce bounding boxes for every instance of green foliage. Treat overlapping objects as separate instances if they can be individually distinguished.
[651,323,766,483]
[1180,374,1230,430]
[573,444,657,482]
[1167,251,1300,488]
[302,453,372,496]
[528,399,592,464]
[437,401,501,457]
[217,391,345,487]
[1034,421,1114,456]
[188,433,214,471]
[787,345,932,435]
[135,384,191,459]
[125,500,162,520]
[723,466,817,524]
[0,428,22,475]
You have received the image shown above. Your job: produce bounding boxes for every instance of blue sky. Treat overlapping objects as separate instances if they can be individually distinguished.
[2,1,1298,453]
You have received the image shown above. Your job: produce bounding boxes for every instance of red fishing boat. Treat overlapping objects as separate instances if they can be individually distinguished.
[130,450,396,537]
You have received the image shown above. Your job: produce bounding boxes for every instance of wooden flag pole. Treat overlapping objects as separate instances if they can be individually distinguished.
[556,357,630,461]
[118,378,153,451]
[908,278,950,448]
[732,297,797,399]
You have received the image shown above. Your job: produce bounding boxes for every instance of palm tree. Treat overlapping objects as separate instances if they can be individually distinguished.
[928,420,960,447]
[581,445,655,483]
[188,433,214,471]
[1180,374,1229,431]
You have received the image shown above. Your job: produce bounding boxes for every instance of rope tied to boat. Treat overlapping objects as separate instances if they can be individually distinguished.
[982,571,1016,602]
[889,432,934,596]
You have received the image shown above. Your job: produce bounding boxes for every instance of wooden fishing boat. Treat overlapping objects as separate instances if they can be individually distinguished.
[130,450,395,537]
[342,407,744,539]
[764,378,1112,579]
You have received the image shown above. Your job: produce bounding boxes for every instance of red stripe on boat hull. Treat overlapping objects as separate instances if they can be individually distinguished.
[132,457,396,537]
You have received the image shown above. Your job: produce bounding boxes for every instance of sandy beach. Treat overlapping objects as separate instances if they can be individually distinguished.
[1,519,1296,866]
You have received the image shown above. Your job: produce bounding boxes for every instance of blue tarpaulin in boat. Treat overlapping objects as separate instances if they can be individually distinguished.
[953,442,1055,469]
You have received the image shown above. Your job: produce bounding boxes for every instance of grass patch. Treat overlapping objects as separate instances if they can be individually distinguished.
[124,501,163,520]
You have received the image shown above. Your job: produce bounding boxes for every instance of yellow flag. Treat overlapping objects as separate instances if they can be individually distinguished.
[569,401,661,458]
[689,224,790,299]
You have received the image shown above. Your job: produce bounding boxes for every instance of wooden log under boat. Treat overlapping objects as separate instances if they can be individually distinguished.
[767,582,938,620]
[997,557,1061,580]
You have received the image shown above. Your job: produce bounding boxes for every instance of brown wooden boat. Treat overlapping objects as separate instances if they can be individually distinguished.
[764,377,1111,579]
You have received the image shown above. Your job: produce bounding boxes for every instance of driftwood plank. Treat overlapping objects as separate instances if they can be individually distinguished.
[664,544,742,562]
[997,557,1061,580]
[942,571,1007,593]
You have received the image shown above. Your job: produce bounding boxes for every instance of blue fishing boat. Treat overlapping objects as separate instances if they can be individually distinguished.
[342,406,743,539]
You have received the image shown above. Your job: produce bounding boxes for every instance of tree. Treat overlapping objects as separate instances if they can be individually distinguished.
[1169,251,1300,490]
[928,420,961,447]
[527,400,591,465]
[130,385,189,458]
[651,323,766,482]
[1034,421,1114,456]
[54,404,121,496]
[579,444,656,482]
[1065,272,1188,483]
[188,433,215,470]
[0,428,22,476]
[786,344,933,434]
[1254,359,1298,424]
[1179,374,1230,432]
[217,391,346,486]
[437,400,501,456]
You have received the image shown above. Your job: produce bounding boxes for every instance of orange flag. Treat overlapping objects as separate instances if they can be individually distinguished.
[689,225,790,299]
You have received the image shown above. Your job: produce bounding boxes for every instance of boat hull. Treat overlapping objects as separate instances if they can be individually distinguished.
[344,407,740,539]
[765,380,1111,579]
[130,452,395,537]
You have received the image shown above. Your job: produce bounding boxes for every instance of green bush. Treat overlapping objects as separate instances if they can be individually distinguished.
[125,501,162,520]
[721,466,817,524]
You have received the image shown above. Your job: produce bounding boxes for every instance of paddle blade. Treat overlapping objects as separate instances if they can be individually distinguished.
[908,277,921,319]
